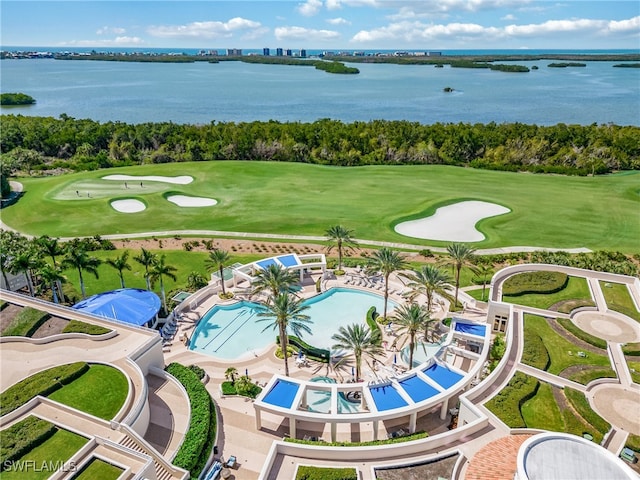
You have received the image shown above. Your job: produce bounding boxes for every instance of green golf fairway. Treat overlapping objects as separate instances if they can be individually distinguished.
[3,162,639,252]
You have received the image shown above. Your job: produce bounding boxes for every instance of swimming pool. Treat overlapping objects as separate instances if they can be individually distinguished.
[305,377,360,414]
[400,342,443,368]
[189,288,397,360]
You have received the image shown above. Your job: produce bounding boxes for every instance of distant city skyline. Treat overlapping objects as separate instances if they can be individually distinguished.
[1,1,639,50]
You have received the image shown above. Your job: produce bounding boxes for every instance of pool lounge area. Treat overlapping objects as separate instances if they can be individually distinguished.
[253,315,491,442]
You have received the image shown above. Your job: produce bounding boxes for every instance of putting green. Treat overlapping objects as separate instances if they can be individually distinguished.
[3,162,639,252]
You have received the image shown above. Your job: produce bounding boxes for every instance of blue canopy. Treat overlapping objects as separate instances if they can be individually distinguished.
[72,288,161,326]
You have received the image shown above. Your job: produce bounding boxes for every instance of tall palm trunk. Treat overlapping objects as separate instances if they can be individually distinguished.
[77,267,86,298]
[280,323,290,376]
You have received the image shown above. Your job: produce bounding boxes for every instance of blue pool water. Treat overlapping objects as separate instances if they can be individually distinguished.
[423,363,464,389]
[306,376,360,414]
[277,254,300,268]
[369,384,408,411]
[455,322,487,337]
[399,375,440,403]
[400,342,443,368]
[189,288,397,359]
[262,379,300,408]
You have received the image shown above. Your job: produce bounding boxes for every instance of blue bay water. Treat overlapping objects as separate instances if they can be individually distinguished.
[1,53,639,125]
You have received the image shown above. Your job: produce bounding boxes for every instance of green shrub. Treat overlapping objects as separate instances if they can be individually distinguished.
[485,372,539,428]
[557,318,607,350]
[521,330,550,371]
[277,335,329,363]
[2,307,50,337]
[296,465,358,480]
[191,396,217,477]
[165,363,215,477]
[0,362,89,415]
[0,416,56,466]
[0,93,36,105]
[503,271,568,296]
[62,320,111,335]
[275,345,297,359]
[626,434,640,452]
[565,388,611,434]
[187,364,206,380]
[220,380,262,399]
[286,431,428,447]
[366,306,382,345]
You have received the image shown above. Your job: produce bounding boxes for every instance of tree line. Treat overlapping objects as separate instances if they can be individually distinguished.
[1,116,638,181]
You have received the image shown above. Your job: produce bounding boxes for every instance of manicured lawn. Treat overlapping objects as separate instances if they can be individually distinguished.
[628,360,640,385]
[520,382,564,431]
[600,281,640,321]
[503,276,594,311]
[467,287,489,302]
[522,314,613,379]
[47,364,128,420]
[1,307,49,337]
[4,163,639,251]
[2,428,87,480]
[72,458,123,480]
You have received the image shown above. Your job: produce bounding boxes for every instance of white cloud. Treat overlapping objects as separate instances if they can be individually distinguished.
[352,16,640,44]
[501,14,516,21]
[327,17,351,25]
[275,26,341,42]
[326,0,343,10]
[297,0,323,17]
[96,26,126,35]
[147,18,261,39]
[58,36,144,47]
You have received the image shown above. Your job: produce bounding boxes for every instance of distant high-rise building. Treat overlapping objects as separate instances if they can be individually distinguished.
[263,47,270,56]
[285,49,292,56]
[276,48,283,56]
[300,49,307,58]
[226,48,242,56]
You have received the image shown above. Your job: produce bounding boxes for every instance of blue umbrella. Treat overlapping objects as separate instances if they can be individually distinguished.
[245,368,248,376]
[393,354,397,364]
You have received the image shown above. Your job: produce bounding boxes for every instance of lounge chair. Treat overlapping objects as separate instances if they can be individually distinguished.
[225,455,237,469]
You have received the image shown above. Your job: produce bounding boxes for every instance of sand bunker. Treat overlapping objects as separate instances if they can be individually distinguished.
[110,199,146,213]
[395,201,510,242]
[167,195,217,207]
[103,174,193,184]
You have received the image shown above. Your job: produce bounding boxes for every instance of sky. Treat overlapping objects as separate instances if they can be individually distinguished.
[1,1,639,50]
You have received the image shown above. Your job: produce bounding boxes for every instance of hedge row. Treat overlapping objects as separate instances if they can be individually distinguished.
[277,335,329,363]
[521,330,550,371]
[191,397,218,478]
[296,466,358,480]
[365,307,382,345]
[0,416,56,467]
[503,271,568,296]
[622,342,640,356]
[565,388,611,434]
[557,318,607,350]
[62,320,111,336]
[285,431,428,447]
[165,362,215,477]
[485,371,539,428]
[0,362,89,416]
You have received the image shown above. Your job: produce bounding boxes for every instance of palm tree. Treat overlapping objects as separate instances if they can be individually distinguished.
[35,235,66,300]
[0,252,11,289]
[400,264,453,313]
[252,263,299,300]
[366,247,408,319]
[39,264,67,304]
[149,254,177,313]
[392,303,431,366]
[325,225,359,271]
[62,245,101,298]
[187,271,208,291]
[205,249,231,295]
[8,250,38,296]
[445,243,477,308]
[225,367,238,385]
[256,293,312,377]
[332,323,384,381]
[134,247,157,290]
[474,264,494,301]
[106,250,132,289]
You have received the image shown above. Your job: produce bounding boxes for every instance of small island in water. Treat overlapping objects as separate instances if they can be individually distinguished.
[0,92,36,105]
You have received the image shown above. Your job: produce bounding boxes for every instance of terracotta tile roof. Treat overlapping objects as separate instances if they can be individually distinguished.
[465,434,535,480]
